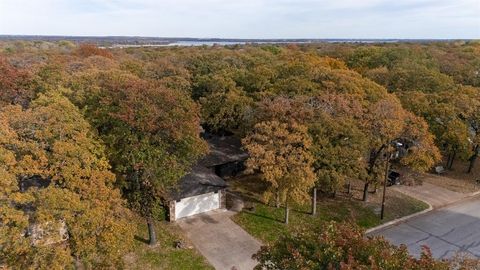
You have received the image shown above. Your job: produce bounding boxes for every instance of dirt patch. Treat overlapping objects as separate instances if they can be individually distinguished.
[420,173,479,194]
[395,164,480,194]
[441,158,480,183]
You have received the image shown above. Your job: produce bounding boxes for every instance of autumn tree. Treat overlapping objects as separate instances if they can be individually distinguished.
[362,96,440,201]
[0,90,134,269]
[449,86,480,173]
[77,71,207,245]
[75,43,113,59]
[253,96,314,126]
[0,57,36,107]
[242,121,315,224]
[254,221,458,270]
[143,57,193,92]
[399,113,442,172]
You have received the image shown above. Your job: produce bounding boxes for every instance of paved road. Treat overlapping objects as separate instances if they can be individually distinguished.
[371,196,480,259]
[177,209,261,270]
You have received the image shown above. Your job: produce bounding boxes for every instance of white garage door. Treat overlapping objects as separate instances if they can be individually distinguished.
[175,192,220,220]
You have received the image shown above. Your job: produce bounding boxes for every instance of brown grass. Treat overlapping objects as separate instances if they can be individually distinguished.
[396,159,480,194]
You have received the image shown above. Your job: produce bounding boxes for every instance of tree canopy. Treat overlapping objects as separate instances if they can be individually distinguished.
[1,40,478,268]
[243,121,316,224]
[0,90,134,269]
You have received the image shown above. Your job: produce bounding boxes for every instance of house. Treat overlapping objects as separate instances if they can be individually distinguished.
[168,135,248,221]
[199,134,249,178]
[168,165,227,221]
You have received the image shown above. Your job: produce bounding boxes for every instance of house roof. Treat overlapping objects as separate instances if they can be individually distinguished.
[169,164,227,200]
[199,135,248,167]
[168,135,247,200]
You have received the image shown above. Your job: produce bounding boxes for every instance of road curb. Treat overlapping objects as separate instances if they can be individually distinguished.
[365,202,433,234]
[366,188,480,235]
[469,190,480,197]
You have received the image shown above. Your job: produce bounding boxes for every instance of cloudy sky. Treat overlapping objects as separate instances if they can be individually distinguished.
[0,0,479,39]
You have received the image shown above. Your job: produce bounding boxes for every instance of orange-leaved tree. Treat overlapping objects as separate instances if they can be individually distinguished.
[242,121,315,224]
[0,89,134,269]
[76,71,208,245]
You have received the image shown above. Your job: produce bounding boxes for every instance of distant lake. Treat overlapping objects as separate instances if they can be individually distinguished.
[107,39,412,49]
[108,40,313,48]
[165,41,250,46]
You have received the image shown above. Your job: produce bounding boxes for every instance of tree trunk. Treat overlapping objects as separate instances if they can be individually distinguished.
[467,145,479,174]
[275,190,280,208]
[284,201,289,224]
[147,217,157,246]
[346,180,351,194]
[446,152,452,168]
[364,147,382,201]
[311,187,317,216]
[447,149,457,170]
[362,182,369,202]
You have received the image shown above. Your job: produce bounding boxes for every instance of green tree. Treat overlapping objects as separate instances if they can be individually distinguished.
[310,114,367,197]
[199,88,254,133]
[428,101,470,169]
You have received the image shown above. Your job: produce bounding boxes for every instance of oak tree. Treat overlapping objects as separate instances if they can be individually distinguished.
[78,71,208,245]
[0,90,134,269]
[242,121,315,224]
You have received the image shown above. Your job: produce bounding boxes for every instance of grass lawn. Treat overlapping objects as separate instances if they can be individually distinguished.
[230,175,428,244]
[124,217,213,270]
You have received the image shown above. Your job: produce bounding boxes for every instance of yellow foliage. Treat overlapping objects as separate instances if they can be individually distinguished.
[243,121,315,205]
[0,89,134,269]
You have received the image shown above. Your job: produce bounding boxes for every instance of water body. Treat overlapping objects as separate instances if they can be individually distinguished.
[101,39,452,49]
[109,40,312,48]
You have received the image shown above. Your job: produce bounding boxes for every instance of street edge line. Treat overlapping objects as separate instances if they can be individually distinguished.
[366,189,480,234]
[365,191,433,234]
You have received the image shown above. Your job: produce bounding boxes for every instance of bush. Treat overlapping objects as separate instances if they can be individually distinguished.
[254,221,462,270]
[76,43,113,59]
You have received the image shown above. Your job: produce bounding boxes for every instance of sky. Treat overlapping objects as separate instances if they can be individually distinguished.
[0,0,479,39]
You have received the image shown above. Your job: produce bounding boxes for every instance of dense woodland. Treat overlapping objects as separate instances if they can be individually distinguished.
[1,40,479,269]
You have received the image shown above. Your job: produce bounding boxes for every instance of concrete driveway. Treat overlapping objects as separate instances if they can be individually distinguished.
[371,196,480,259]
[177,210,261,270]
[392,182,465,208]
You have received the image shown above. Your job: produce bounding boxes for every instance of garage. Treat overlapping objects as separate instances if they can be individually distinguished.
[175,191,220,220]
[168,165,227,221]
[167,135,247,221]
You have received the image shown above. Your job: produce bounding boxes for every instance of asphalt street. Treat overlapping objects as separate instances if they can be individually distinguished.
[371,196,480,259]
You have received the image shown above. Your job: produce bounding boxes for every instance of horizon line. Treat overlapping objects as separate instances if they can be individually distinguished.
[0,34,479,40]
